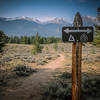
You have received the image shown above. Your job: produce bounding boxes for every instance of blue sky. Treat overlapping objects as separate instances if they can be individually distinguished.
[0,0,100,22]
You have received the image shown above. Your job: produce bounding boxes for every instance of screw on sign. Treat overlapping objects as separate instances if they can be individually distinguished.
[62,12,94,100]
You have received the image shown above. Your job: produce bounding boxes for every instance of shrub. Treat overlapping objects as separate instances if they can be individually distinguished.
[42,73,100,100]
[91,49,96,54]
[54,43,58,51]
[61,47,64,52]
[14,65,37,77]
[46,46,49,51]
[42,80,72,100]
[0,73,8,86]
[92,30,100,47]
[59,72,72,79]
[0,31,7,52]
[36,59,47,65]
[32,41,43,55]
[82,76,100,99]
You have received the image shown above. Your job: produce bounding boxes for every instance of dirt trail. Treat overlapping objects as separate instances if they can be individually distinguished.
[1,54,65,100]
[43,54,65,70]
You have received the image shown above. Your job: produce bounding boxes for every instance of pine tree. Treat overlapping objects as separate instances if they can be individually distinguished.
[35,32,40,44]
[0,31,7,52]
[32,32,43,55]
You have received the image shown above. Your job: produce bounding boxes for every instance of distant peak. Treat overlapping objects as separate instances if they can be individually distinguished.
[0,16,70,24]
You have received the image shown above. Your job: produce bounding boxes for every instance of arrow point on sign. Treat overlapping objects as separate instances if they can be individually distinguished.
[87,28,91,33]
[64,29,69,34]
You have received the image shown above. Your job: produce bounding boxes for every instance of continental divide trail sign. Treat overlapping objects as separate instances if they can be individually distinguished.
[62,26,93,42]
[62,12,94,100]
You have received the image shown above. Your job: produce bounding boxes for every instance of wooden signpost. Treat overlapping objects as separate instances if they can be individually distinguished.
[62,12,94,100]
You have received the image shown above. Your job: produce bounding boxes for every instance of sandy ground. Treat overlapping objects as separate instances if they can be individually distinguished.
[1,54,65,100]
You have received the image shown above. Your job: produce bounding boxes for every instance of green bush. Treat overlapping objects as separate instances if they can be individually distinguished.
[42,80,72,100]
[54,43,58,51]
[82,76,100,99]
[14,65,37,77]
[92,30,100,47]
[46,46,49,51]
[42,73,100,100]
[32,42,43,55]
[0,31,7,52]
[36,59,47,65]
[59,72,72,79]
[91,48,96,54]
[0,73,8,86]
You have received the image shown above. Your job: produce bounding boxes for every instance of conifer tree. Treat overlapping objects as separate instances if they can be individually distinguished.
[0,31,7,52]
[32,32,43,55]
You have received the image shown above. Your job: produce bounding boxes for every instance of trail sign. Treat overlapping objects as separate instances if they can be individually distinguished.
[62,26,94,42]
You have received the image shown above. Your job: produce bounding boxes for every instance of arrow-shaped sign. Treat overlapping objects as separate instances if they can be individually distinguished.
[64,28,92,34]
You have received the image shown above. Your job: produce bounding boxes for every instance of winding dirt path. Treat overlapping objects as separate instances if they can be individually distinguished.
[43,54,65,70]
[1,54,65,100]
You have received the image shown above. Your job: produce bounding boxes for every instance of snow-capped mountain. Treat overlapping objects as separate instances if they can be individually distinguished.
[82,16,99,26]
[5,16,41,23]
[0,16,70,36]
[43,17,70,25]
[0,16,99,37]
[2,16,70,25]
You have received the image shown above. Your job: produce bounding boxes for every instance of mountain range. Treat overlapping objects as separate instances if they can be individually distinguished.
[0,16,99,37]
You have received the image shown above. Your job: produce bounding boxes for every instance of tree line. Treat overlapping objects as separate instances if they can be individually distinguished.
[8,33,62,44]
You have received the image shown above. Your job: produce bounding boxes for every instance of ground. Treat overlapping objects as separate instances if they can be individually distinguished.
[0,43,100,100]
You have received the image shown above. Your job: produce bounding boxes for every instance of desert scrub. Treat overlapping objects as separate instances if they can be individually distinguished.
[61,47,64,52]
[45,46,49,51]
[42,72,72,100]
[13,64,37,77]
[0,70,17,86]
[59,72,72,79]
[0,72,8,86]
[42,80,72,100]
[92,31,100,47]
[82,75,100,99]
[42,73,100,100]
[36,59,47,65]
[91,48,95,54]
[53,43,58,51]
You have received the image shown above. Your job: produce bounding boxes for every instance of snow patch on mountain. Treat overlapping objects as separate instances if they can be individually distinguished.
[82,16,99,26]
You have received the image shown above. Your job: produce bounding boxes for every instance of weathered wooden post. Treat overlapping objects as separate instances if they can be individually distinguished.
[62,12,93,100]
[72,12,83,100]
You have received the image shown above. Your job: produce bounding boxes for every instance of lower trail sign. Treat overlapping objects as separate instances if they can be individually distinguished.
[62,27,93,42]
[62,12,94,100]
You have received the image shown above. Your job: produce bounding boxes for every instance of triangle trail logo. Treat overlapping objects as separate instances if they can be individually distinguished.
[68,35,75,42]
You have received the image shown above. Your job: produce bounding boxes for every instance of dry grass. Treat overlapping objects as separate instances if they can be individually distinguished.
[0,43,100,100]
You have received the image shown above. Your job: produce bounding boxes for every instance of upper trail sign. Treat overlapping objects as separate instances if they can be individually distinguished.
[62,26,94,42]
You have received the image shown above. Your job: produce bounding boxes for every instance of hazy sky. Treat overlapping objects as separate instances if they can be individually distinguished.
[0,0,100,22]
